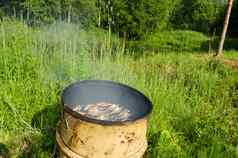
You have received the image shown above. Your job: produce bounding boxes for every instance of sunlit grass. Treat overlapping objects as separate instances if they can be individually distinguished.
[224,50,238,59]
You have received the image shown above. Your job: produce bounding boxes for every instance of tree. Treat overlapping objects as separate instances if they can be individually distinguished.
[72,0,98,26]
[99,0,179,39]
[216,0,234,57]
[192,0,224,33]
[171,0,225,34]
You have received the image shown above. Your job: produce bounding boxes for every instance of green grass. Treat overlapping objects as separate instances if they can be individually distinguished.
[128,30,238,55]
[0,19,238,158]
[224,51,238,59]
[128,30,210,53]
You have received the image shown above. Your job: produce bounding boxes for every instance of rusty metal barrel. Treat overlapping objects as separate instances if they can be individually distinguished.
[56,80,153,158]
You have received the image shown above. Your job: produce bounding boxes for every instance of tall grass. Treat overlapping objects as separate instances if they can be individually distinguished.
[0,19,238,158]
[128,30,210,53]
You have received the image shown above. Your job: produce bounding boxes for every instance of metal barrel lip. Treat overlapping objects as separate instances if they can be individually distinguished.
[61,80,153,125]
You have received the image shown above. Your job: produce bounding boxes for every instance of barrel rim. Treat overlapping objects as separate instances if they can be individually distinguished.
[61,80,153,125]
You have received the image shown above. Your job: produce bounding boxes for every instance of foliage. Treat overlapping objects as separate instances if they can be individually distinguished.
[228,0,238,37]
[0,0,98,25]
[98,0,180,39]
[192,0,225,33]
[97,0,229,38]
[171,0,226,34]
[71,1,98,26]
[1,0,238,38]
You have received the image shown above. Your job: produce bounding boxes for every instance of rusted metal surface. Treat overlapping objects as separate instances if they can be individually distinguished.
[57,111,148,158]
[57,80,152,158]
[57,131,84,158]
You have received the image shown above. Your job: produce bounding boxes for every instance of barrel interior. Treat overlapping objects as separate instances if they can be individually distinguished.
[62,80,152,124]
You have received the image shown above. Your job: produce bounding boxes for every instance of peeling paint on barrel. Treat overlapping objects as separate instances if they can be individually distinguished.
[57,111,148,158]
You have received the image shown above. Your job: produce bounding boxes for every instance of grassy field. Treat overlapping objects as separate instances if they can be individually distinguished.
[224,51,238,59]
[0,19,238,158]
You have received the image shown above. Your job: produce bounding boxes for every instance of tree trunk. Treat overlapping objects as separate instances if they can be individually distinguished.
[216,0,234,57]
[13,7,16,18]
[27,7,30,22]
[98,0,101,27]
[68,5,72,24]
